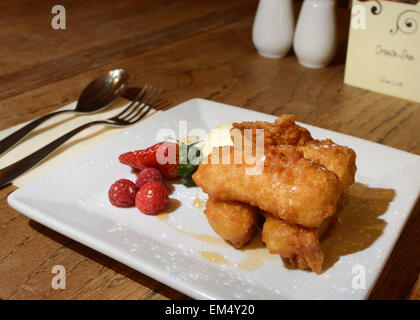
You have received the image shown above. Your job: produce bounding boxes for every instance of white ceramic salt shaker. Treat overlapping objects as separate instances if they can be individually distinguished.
[252,0,294,59]
[293,0,337,68]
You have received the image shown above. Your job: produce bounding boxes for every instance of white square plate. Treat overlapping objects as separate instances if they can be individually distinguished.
[8,99,420,299]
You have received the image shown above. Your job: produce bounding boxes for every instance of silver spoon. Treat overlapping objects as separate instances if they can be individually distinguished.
[0,69,129,156]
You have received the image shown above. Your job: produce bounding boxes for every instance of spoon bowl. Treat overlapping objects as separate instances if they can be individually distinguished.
[76,69,129,113]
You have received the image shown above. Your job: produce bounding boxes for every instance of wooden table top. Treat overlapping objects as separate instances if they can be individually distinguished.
[0,0,419,300]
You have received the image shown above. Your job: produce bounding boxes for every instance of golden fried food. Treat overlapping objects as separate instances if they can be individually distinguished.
[298,139,357,189]
[231,114,313,147]
[261,215,324,274]
[231,115,356,190]
[204,197,260,248]
[193,145,342,228]
[194,115,357,273]
[204,197,328,273]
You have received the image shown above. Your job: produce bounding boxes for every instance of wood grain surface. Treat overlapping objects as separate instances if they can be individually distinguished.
[0,0,418,300]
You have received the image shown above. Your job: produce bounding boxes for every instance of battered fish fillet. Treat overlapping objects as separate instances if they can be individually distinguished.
[204,195,330,273]
[231,114,356,188]
[196,116,356,273]
[261,215,328,274]
[231,116,356,189]
[200,140,353,272]
[298,139,357,189]
[231,114,313,147]
[193,145,342,228]
[204,197,260,248]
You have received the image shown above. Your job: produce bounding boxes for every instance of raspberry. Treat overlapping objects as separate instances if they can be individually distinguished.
[135,167,163,189]
[108,179,138,207]
[135,181,169,215]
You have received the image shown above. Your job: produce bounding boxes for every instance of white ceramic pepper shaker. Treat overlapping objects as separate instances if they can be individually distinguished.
[252,0,294,59]
[293,0,337,68]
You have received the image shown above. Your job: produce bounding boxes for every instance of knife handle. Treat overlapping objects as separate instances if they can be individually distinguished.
[0,109,73,156]
[0,121,103,188]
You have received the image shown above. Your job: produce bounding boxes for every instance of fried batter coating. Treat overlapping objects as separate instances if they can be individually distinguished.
[193,145,342,228]
[298,139,357,189]
[204,197,260,248]
[261,215,325,274]
[195,116,357,273]
[231,115,356,190]
[231,114,313,147]
[205,197,329,273]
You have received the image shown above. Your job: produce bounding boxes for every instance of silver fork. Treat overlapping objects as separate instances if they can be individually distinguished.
[0,85,162,188]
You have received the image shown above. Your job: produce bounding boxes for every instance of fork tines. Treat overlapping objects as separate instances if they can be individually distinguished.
[111,85,162,124]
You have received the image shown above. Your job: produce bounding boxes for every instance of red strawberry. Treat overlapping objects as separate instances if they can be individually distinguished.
[119,142,178,179]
